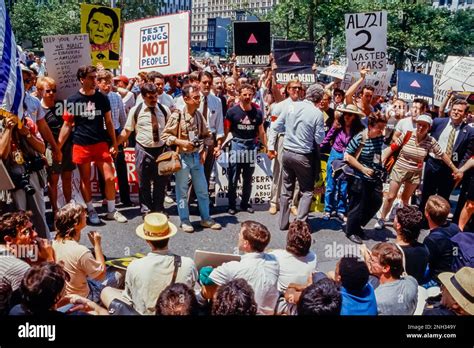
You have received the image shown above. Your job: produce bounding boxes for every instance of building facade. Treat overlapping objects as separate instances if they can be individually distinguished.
[160,0,192,15]
[191,0,278,49]
[432,0,473,9]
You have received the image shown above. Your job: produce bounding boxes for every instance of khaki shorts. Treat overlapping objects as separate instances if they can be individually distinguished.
[390,165,421,185]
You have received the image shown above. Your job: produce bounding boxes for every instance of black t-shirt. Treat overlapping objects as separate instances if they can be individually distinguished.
[401,242,430,284]
[423,223,461,282]
[63,90,111,146]
[225,104,263,140]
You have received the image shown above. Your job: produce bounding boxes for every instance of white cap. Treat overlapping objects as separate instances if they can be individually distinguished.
[416,114,433,126]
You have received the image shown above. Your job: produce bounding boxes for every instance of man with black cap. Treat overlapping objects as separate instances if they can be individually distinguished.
[271,83,325,230]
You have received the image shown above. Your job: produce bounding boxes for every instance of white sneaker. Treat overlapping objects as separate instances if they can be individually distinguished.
[88,209,101,225]
[374,218,385,230]
[165,196,174,204]
[181,221,194,233]
[106,210,128,223]
[200,219,222,230]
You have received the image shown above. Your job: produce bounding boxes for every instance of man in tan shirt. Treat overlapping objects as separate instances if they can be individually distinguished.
[161,85,221,233]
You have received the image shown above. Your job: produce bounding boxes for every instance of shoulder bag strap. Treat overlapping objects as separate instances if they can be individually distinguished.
[395,243,409,277]
[170,254,182,285]
[354,129,368,160]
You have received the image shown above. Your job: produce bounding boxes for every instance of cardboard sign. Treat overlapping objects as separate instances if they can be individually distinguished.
[233,21,271,67]
[430,61,446,107]
[320,64,347,80]
[345,11,387,72]
[194,250,241,270]
[122,12,190,77]
[340,64,394,96]
[106,253,146,270]
[397,70,434,101]
[434,56,474,106]
[214,152,272,207]
[80,4,121,69]
[273,40,315,85]
[42,34,91,101]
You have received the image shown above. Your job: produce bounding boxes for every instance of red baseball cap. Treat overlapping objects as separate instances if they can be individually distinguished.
[113,75,129,85]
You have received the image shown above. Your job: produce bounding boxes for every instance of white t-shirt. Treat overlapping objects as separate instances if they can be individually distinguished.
[209,252,280,315]
[395,117,417,134]
[269,249,317,292]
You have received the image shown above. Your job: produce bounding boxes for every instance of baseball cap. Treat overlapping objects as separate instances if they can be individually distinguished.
[416,113,433,126]
[113,75,129,85]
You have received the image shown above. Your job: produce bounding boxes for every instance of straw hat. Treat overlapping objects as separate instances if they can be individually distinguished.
[136,213,177,241]
[335,104,366,118]
[438,267,474,315]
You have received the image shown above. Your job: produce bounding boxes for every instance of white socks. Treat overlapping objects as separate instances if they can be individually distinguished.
[107,200,115,213]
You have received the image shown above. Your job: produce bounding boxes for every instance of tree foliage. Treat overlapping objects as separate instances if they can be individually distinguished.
[265,0,474,68]
[9,0,163,50]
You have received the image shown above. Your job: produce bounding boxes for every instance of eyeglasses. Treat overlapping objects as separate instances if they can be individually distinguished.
[191,96,201,101]
[45,89,57,94]
[289,86,302,90]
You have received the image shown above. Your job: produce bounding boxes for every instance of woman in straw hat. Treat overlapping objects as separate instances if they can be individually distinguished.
[320,104,364,222]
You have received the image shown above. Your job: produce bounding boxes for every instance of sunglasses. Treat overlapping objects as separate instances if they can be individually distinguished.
[45,89,57,93]
[289,86,302,90]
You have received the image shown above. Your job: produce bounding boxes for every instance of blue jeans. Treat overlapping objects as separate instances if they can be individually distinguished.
[227,139,257,209]
[324,148,348,214]
[175,152,210,223]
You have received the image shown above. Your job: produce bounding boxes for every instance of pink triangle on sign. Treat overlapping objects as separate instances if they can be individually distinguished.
[247,33,258,44]
[289,52,301,63]
[410,80,421,88]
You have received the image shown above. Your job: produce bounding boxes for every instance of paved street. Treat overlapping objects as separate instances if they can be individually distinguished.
[67,198,430,274]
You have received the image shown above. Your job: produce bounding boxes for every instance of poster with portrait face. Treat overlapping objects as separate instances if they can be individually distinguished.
[80,4,121,69]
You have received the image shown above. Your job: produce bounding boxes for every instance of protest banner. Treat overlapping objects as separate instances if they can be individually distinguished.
[397,70,434,105]
[122,12,190,77]
[42,34,91,101]
[340,64,394,96]
[273,40,315,85]
[194,250,241,270]
[345,11,387,72]
[433,56,474,107]
[320,64,347,80]
[233,21,271,67]
[80,4,121,69]
[430,61,446,107]
[214,152,272,207]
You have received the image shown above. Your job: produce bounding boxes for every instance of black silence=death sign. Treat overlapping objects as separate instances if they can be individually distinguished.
[233,21,271,67]
[345,11,387,72]
[273,40,315,85]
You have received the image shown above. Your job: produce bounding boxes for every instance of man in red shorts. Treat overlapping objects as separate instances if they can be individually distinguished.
[58,65,127,224]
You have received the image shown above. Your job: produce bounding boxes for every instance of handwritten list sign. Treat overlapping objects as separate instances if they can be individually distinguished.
[42,34,91,101]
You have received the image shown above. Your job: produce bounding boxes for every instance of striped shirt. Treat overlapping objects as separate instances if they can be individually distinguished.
[394,132,444,172]
[345,131,384,179]
[0,247,30,291]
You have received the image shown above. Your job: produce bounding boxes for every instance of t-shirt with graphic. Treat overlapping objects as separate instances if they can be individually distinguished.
[62,90,111,146]
[225,104,263,140]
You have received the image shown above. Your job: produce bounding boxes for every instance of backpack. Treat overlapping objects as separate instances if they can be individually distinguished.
[450,232,474,272]
[133,102,169,124]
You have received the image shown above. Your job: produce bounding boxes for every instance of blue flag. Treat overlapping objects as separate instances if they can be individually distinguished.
[397,70,433,98]
[0,0,24,120]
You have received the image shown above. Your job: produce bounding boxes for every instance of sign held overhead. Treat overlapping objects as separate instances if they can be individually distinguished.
[345,11,387,72]
[273,40,315,85]
[233,21,271,67]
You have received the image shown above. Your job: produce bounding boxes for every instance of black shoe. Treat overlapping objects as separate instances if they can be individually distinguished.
[346,234,363,244]
[121,200,135,207]
[228,208,237,215]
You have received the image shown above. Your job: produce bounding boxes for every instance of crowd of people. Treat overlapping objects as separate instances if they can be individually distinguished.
[0,52,473,316]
